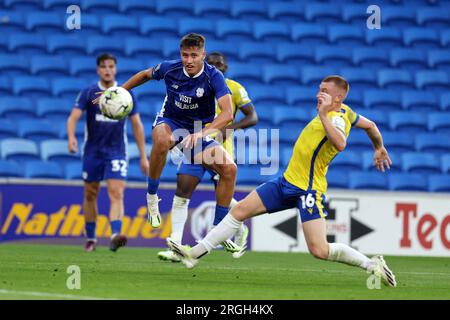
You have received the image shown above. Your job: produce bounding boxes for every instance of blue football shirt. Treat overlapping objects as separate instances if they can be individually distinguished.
[74,82,138,157]
[151,60,231,131]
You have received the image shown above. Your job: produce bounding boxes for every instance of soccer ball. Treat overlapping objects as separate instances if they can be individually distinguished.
[99,86,133,120]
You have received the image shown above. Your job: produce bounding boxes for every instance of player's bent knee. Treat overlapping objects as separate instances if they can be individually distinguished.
[108,187,124,202]
[308,243,329,260]
[84,185,99,202]
[231,201,251,221]
[220,163,237,180]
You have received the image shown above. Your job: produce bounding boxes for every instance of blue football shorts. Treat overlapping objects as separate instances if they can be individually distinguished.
[255,175,328,223]
[82,153,127,182]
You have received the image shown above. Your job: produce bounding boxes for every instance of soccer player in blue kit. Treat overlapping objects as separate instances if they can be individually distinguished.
[121,34,239,242]
[67,53,149,252]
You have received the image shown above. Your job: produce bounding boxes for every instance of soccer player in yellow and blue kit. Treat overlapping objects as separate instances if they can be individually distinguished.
[158,52,258,262]
[167,75,397,288]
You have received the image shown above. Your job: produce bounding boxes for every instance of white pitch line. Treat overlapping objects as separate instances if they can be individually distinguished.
[0,289,115,300]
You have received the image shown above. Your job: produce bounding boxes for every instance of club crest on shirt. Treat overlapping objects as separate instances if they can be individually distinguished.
[196,87,204,98]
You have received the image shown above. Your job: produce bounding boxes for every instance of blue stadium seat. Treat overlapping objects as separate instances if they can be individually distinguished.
[441,93,450,111]
[330,152,362,171]
[72,14,100,34]
[140,16,177,38]
[401,91,438,111]
[25,160,64,179]
[365,27,402,48]
[58,120,85,141]
[101,15,139,36]
[178,18,216,39]
[286,86,317,106]
[402,152,441,174]
[86,36,125,56]
[65,162,82,180]
[239,42,276,63]
[362,151,402,172]
[230,1,267,20]
[18,119,59,142]
[81,0,119,14]
[216,20,253,42]
[41,139,80,164]
[262,64,300,86]
[52,78,86,99]
[344,90,363,109]
[36,98,73,120]
[0,33,8,51]
[156,0,193,17]
[382,6,416,27]
[127,164,147,182]
[346,130,373,153]
[305,3,341,23]
[403,28,439,48]
[415,71,449,91]
[26,12,63,33]
[254,105,274,127]
[428,175,450,192]
[194,0,230,19]
[415,133,450,155]
[0,77,11,95]
[124,37,164,59]
[389,111,428,133]
[4,0,42,11]
[417,8,450,29]
[315,46,353,67]
[328,25,365,46]
[0,160,23,177]
[441,155,450,174]
[342,4,369,25]
[326,170,349,189]
[13,76,50,97]
[377,69,413,90]
[206,40,240,61]
[441,29,450,47]
[388,173,428,191]
[389,48,427,69]
[47,35,86,55]
[132,81,166,104]
[0,119,18,139]
[118,0,155,15]
[8,32,46,54]
[69,56,96,77]
[352,47,389,68]
[267,2,305,22]
[349,171,388,190]
[363,89,401,110]
[291,23,328,45]
[301,66,336,85]
[340,68,377,89]
[382,132,415,153]
[0,96,35,119]
[0,138,39,162]
[30,55,69,77]
[273,106,311,127]
[253,21,290,42]
[0,54,29,75]
[247,85,285,106]
[115,58,145,79]
[276,44,314,64]
[428,50,450,71]
[0,10,26,33]
[226,63,262,85]
[428,112,450,133]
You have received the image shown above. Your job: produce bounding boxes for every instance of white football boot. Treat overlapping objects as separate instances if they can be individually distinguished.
[166,237,198,269]
[369,255,397,288]
[146,193,161,228]
[157,249,181,263]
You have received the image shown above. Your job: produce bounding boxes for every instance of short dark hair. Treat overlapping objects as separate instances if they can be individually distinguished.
[322,75,350,93]
[207,52,228,73]
[180,33,205,49]
[96,53,117,66]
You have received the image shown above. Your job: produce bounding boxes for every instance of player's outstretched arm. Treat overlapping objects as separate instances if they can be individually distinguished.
[66,108,83,153]
[355,116,392,172]
[122,68,153,91]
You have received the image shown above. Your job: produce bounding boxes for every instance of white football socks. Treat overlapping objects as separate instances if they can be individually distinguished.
[327,243,372,270]
[169,195,190,243]
[191,213,242,259]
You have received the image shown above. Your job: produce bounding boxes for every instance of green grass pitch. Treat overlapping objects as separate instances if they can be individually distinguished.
[0,243,449,300]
